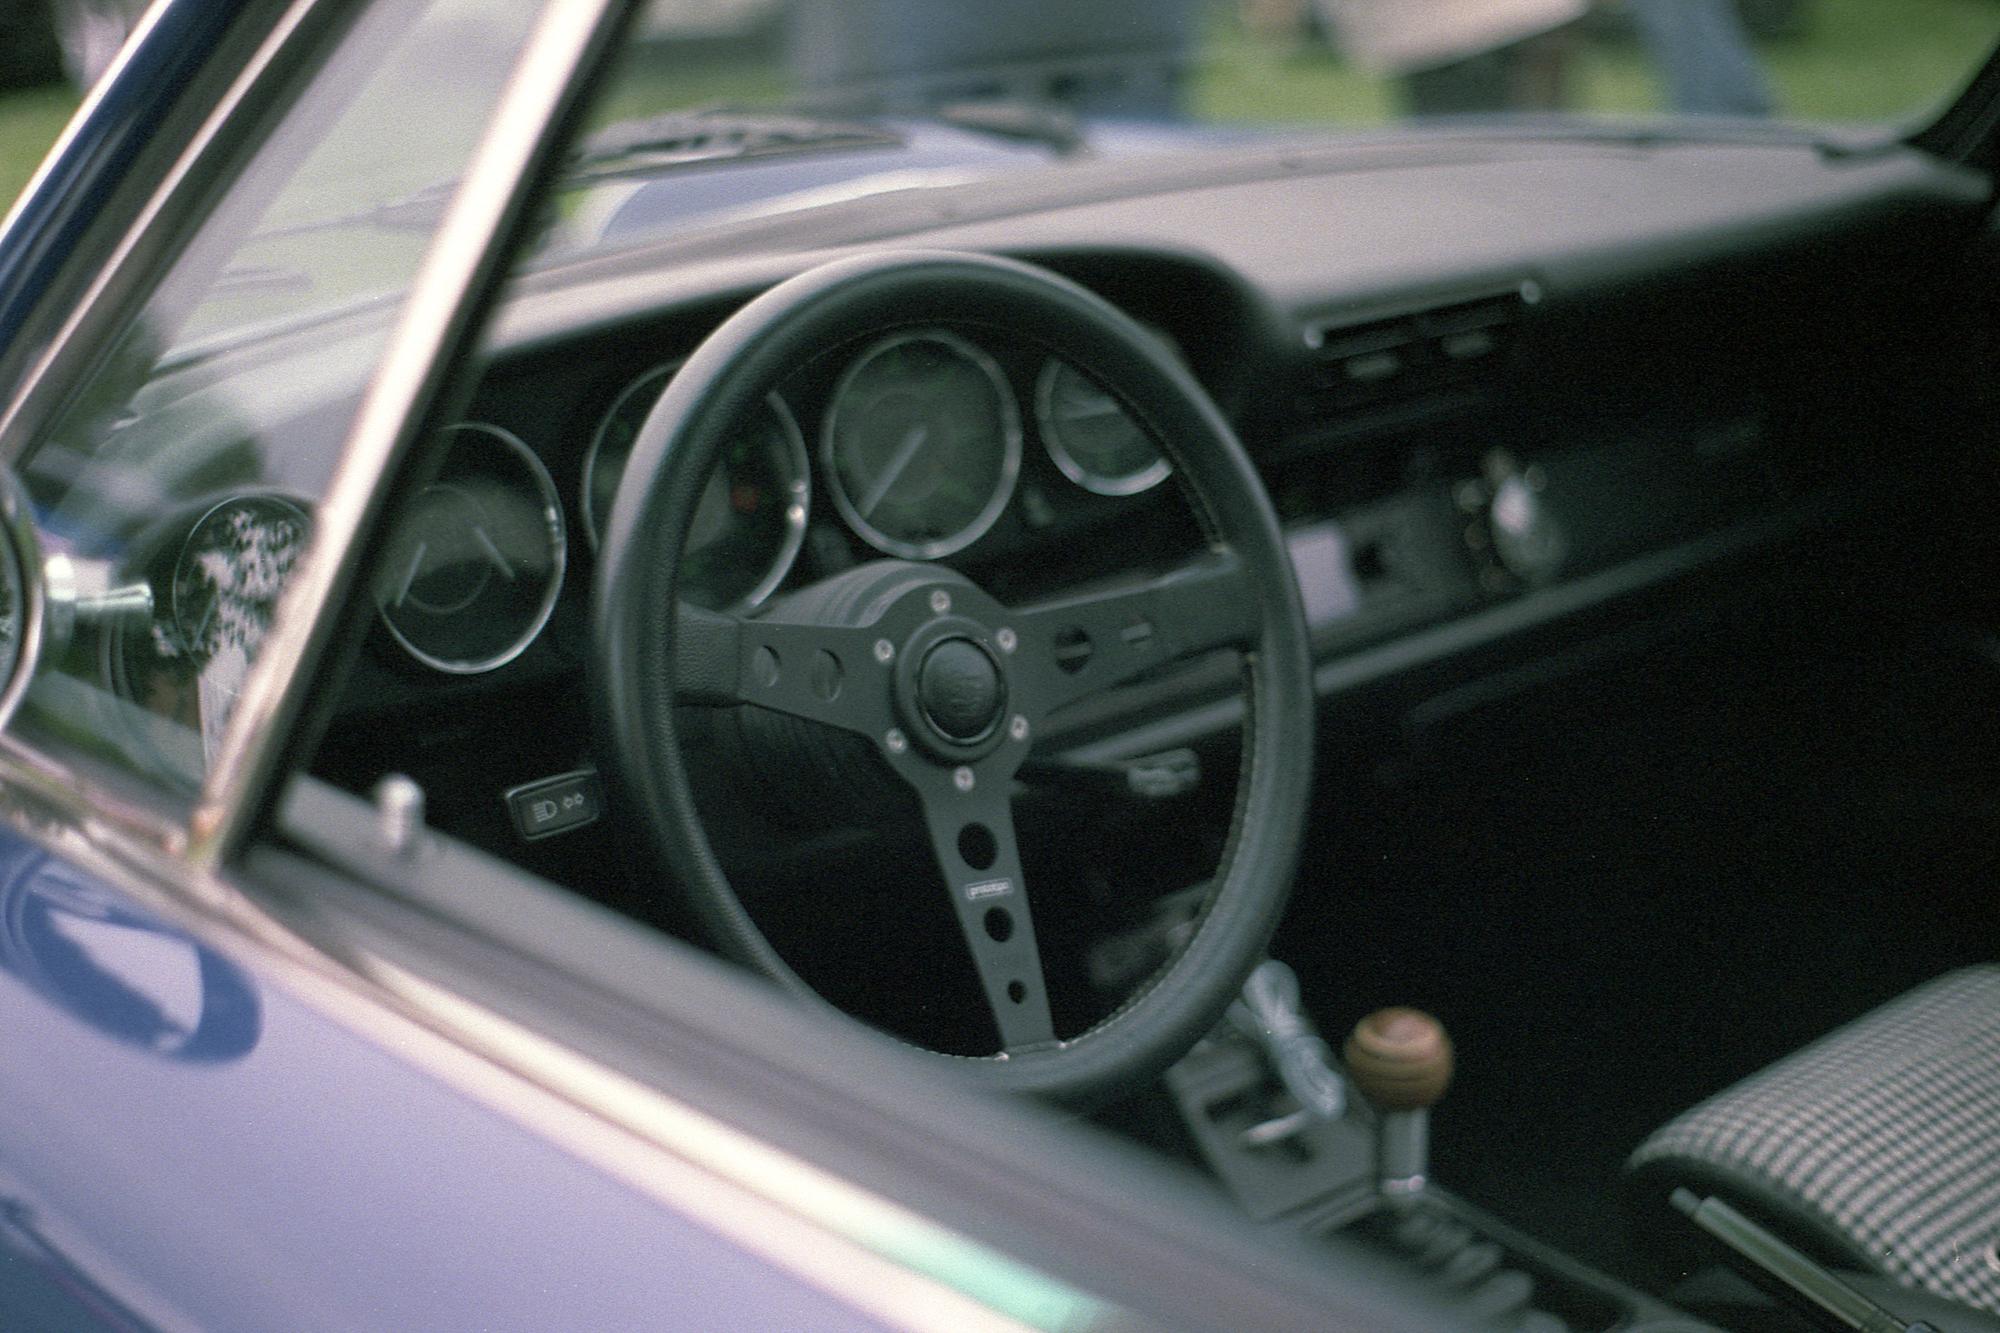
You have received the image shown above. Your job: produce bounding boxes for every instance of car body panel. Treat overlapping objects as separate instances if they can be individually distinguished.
[0,825,891,1332]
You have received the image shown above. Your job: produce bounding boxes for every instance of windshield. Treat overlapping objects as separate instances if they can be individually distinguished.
[597,0,1999,125]
[29,1,1988,332]
[530,0,2000,256]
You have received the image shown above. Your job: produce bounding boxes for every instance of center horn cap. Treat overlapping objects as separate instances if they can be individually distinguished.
[916,637,1005,744]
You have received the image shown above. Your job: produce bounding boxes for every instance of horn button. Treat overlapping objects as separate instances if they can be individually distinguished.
[918,637,1004,744]
[887,604,1014,761]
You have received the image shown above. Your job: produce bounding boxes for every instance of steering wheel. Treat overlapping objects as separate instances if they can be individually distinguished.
[594,251,1314,1105]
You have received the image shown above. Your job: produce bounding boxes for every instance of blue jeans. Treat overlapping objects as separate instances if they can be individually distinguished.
[1627,0,1775,116]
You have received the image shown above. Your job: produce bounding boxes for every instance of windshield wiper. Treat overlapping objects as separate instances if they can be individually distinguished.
[566,108,904,184]
[928,100,1084,156]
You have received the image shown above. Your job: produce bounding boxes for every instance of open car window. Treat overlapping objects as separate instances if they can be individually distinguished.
[5,0,546,803]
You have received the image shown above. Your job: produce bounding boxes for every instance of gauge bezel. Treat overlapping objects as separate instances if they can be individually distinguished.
[168,492,313,654]
[0,469,46,734]
[581,362,810,612]
[821,329,1023,561]
[379,422,566,676]
[1034,357,1172,498]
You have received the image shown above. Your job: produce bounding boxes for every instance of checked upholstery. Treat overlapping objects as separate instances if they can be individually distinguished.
[1627,966,2000,1314]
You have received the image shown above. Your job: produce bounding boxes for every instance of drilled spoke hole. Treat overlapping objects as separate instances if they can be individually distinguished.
[1052,626,1092,674]
[958,822,997,870]
[810,649,843,701]
[984,906,1013,942]
[1007,980,1026,1004]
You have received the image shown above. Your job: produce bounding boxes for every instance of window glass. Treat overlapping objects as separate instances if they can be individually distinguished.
[11,0,546,800]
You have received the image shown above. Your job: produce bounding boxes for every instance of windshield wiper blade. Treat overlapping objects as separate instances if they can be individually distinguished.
[929,100,1084,156]
[568,108,904,180]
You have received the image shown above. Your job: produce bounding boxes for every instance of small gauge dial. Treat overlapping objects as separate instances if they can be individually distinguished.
[582,364,809,611]
[1035,359,1171,497]
[169,494,312,668]
[823,330,1021,560]
[375,424,564,674]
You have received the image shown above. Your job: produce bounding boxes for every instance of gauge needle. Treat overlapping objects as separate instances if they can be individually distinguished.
[860,424,928,518]
[190,595,218,654]
[472,524,516,580]
[393,541,428,608]
[1062,397,1123,421]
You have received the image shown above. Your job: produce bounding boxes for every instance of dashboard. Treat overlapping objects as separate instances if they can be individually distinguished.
[265,133,1991,886]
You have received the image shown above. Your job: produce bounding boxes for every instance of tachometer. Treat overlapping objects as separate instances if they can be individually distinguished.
[374,424,564,674]
[1035,359,1171,497]
[582,363,809,611]
[822,330,1021,560]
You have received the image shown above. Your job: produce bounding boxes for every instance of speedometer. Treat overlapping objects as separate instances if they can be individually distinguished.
[822,330,1021,560]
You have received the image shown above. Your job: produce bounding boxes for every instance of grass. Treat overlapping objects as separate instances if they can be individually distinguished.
[1,0,1997,219]
[1190,0,2000,125]
[0,82,79,214]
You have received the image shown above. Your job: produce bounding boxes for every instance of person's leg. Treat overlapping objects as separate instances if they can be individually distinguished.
[1402,48,1512,115]
[1627,0,1776,116]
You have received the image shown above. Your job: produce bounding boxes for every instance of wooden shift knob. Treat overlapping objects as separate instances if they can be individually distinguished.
[1344,1007,1453,1111]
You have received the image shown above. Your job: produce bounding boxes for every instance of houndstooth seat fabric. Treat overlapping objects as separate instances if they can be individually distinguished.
[1627,966,2000,1314]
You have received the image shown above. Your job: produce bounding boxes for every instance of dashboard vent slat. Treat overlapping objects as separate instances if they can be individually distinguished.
[1298,287,1527,418]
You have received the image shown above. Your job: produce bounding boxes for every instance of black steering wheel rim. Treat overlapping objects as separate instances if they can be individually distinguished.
[593,250,1315,1105]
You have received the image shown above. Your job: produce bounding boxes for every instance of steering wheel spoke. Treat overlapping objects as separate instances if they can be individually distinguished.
[674,602,894,739]
[1010,550,1257,716]
[914,782,1057,1053]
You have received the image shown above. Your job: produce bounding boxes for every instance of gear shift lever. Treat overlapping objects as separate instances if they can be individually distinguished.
[1344,1007,1452,1204]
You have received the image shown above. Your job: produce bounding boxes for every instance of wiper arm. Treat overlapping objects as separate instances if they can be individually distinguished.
[929,100,1084,156]
[567,107,904,183]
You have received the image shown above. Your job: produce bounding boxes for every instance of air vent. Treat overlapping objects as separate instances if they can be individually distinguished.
[1298,285,1531,419]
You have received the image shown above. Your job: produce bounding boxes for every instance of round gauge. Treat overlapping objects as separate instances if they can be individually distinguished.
[374,424,565,674]
[1035,359,1171,497]
[822,330,1022,560]
[0,470,42,728]
[582,363,810,611]
[169,494,312,668]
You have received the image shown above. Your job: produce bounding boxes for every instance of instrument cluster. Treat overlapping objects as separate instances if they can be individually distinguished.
[353,324,1180,677]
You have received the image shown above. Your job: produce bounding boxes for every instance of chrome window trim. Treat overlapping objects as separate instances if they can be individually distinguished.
[191,0,634,861]
[0,0,326,469]
[0,0,330,864]
[0,0,191,397]
[0,0,173,327]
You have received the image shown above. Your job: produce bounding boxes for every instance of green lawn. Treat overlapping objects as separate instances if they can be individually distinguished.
[1189,0,2000,125]
[3,0,1997,217]
[0,83,78,214]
